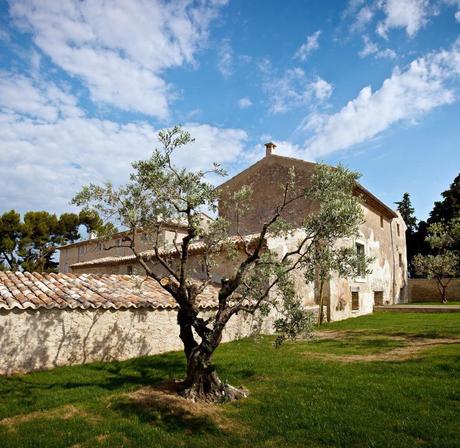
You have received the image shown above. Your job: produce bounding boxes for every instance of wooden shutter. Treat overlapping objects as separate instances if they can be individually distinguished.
[352,292,359,310]
[374,291,383,306]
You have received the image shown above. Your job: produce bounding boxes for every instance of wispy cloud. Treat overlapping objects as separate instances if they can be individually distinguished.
[263,65,333,114]
[0,69,248,213]
[377,0,432,38]
[217,39,233,78]
[302,39,460,159]
[294,30,321,61]
[237,97,252,108]
[359,36,396,59]
[0,71,82,121]
[9,0,227,119]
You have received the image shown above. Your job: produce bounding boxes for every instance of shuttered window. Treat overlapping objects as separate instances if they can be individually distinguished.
[374,291,383,306]
[355,243,365,277]
[352,291,359,310]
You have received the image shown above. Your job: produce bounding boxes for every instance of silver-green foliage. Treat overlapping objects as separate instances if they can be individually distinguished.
[413,218,460,303]
[73,126,368,400]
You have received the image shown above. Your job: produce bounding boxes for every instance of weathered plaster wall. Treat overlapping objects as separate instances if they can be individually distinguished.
[219,156,317,235]
[267,230,316,306]
[218,154,407,321]
[0,307,277,375]
[408,278,460,302]
[70,251,250,287]
[59,228,188,273]
[259,203,407,321]
[326,204,407,321]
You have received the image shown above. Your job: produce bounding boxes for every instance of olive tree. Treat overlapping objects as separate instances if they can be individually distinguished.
[413,218,460,303]
[73,126,366,403]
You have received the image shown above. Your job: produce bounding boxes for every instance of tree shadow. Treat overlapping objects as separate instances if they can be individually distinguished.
[111,384,226,435]
[0,353,188,413]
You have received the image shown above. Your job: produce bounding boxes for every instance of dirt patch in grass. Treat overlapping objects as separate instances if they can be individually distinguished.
[0,404,88,432]
[114,381,241,433]
[306,332,459,362]
[313,330,404,340]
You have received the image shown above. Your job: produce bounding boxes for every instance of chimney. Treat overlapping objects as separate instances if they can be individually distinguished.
[264,142,276,157]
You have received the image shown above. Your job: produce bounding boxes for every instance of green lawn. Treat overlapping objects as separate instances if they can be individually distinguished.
[407,301,460,305]
[0,312,459,448]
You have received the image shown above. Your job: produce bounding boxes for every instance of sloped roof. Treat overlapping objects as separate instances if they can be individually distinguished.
[0,271,218,311]
[58,213,214,250]
[217,154,397,219]
[70,233,263,269]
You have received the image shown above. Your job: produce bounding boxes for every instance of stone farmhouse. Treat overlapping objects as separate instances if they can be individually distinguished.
[59,144,408,322]
[0,144,407,374]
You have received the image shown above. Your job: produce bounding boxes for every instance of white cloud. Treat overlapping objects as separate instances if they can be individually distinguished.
[0,116,248,214]
[0,71,82,121]
[0,73,248,214]
[377,0,431,38]
[237,97,252,108]
[295,30,321,61]
[351,5,375,32]
[303,39,460,158]
[308,77,333,101]
[9,0,227,119]
[359,36,397,59]
[359,35,379,57]
[217,39,233,78]
[344,1,377,33]
[455,10,460,21]
[263,67,333,114]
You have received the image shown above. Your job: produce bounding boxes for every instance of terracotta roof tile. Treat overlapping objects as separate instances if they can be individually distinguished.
[70,233,263,269]
[0,271,218,311]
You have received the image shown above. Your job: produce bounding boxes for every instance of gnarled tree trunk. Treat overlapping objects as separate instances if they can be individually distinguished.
[180,346,247,403]
[176,308,247,403]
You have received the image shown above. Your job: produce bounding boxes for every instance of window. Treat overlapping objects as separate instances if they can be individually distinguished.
[355,243,365,277]
[399,253,403,268]
[352,292,359,310]
[127,265,133,275]
[397,223,400,237]
[374,291,383,306]
[380,215,384,228]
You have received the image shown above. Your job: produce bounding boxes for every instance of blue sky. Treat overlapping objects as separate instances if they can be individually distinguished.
[1,0,459,221]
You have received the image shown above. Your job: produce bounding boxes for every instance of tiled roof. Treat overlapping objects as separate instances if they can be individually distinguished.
[0,271,218,311]
[70,234,263,269]
[57,213,214,250]
[216,154,397,219]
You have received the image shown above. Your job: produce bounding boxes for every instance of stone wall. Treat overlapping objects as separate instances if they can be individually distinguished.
[0,307,278,375]
[408,278,460,302]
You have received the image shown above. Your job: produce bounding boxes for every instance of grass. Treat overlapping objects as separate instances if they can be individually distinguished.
[0,312,459,448]
[407,301,460,306]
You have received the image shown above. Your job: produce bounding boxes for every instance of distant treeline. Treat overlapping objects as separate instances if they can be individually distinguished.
[396,172,460,277]
[0,210,113,273]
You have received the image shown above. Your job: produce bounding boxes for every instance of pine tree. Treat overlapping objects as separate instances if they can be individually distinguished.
[428,173,460,225]
[395,193,417,233]
[395,193,419,276]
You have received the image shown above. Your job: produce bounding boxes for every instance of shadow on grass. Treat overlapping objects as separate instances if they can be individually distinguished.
[112,393,223,435]
[0,353,188,415]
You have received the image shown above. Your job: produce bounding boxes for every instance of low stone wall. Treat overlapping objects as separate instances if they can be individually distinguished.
[408,278,460,302]
[0,307,277,375]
